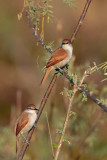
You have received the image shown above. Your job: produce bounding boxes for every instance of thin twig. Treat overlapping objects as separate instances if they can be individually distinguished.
[71,0,92,43]
[54,78,78,160]
[54,70,89,160]
[26,9,52,54]
[45,112,54,159]
[17,74,57,160]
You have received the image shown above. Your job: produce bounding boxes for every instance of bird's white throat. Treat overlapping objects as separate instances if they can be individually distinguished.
[62,44,73,61]
[25,109,37,129]
[62,44,73,57]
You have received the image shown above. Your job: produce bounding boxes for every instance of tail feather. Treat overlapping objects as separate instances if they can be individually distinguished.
[16,135,19,154]
[41,67,51,86]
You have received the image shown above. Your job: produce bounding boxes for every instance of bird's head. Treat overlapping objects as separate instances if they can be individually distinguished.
[62,39,71,46]
[27,104,39,112]
[62,39,73,51]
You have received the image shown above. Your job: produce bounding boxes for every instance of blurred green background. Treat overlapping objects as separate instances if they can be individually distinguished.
[0,0,107,159]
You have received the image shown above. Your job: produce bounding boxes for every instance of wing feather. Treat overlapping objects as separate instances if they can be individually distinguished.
[46,48,67,68]
[15,112,29,136]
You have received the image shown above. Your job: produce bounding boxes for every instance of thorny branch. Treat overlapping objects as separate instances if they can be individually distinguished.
[62,70,107,112]
[26,10,53,54]
[54,69,92,160]
[17,0,107,159]
[79,87,107,112]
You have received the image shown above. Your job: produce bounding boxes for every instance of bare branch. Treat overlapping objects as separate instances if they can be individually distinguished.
[45,112,54,158]
[71,0,92,43]
[17,74,57,160]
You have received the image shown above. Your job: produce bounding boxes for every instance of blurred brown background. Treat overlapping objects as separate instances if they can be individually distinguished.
[0,0,107,159]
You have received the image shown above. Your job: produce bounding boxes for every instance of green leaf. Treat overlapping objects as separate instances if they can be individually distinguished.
[56,129,64,135]
[82,91,88,102]
[47,4,53,8]
[53,143,58,148]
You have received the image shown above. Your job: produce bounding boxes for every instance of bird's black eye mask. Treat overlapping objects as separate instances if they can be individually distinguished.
[62,42,69,45]
[27,107,39,111]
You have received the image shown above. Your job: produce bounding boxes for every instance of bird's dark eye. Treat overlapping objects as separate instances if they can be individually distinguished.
[62,42,69,45]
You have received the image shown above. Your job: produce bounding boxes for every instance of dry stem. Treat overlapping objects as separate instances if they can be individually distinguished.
[45,112,54,158]
[54,71,89,160]
[54,83,78,160]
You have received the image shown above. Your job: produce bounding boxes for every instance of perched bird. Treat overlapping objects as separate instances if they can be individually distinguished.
[15,104,38,153]
[41,39,73,86]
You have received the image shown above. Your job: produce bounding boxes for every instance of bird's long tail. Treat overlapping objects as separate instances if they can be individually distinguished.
[16,135,19,154]
[41,67,51,86]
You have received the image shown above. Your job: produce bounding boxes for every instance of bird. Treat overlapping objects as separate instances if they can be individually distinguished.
[41,39,73,86]
[15,104,39,153]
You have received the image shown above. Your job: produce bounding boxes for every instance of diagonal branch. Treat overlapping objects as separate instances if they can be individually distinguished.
[17,74,57,160]
[26,10,53,54]
[61,70,107,111]
[71,0,92,43]
[79,87,107,112]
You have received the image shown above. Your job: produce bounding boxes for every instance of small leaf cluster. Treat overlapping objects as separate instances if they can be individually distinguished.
[97,98,107,106]
[60,87,74,97]
[25,0,53,26]
[87,61,107,76]
[82,91,88,102]
[43,41,54,65]
[63,0,77,8]
[56,129,64,135]
[102,62,107,81]
[45,41,54,51]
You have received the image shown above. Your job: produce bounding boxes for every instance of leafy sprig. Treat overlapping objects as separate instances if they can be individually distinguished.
[63,0,77,8]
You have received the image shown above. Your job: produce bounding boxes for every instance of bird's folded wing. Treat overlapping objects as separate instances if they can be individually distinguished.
[16,112,29,136]
[46,48,67,68]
